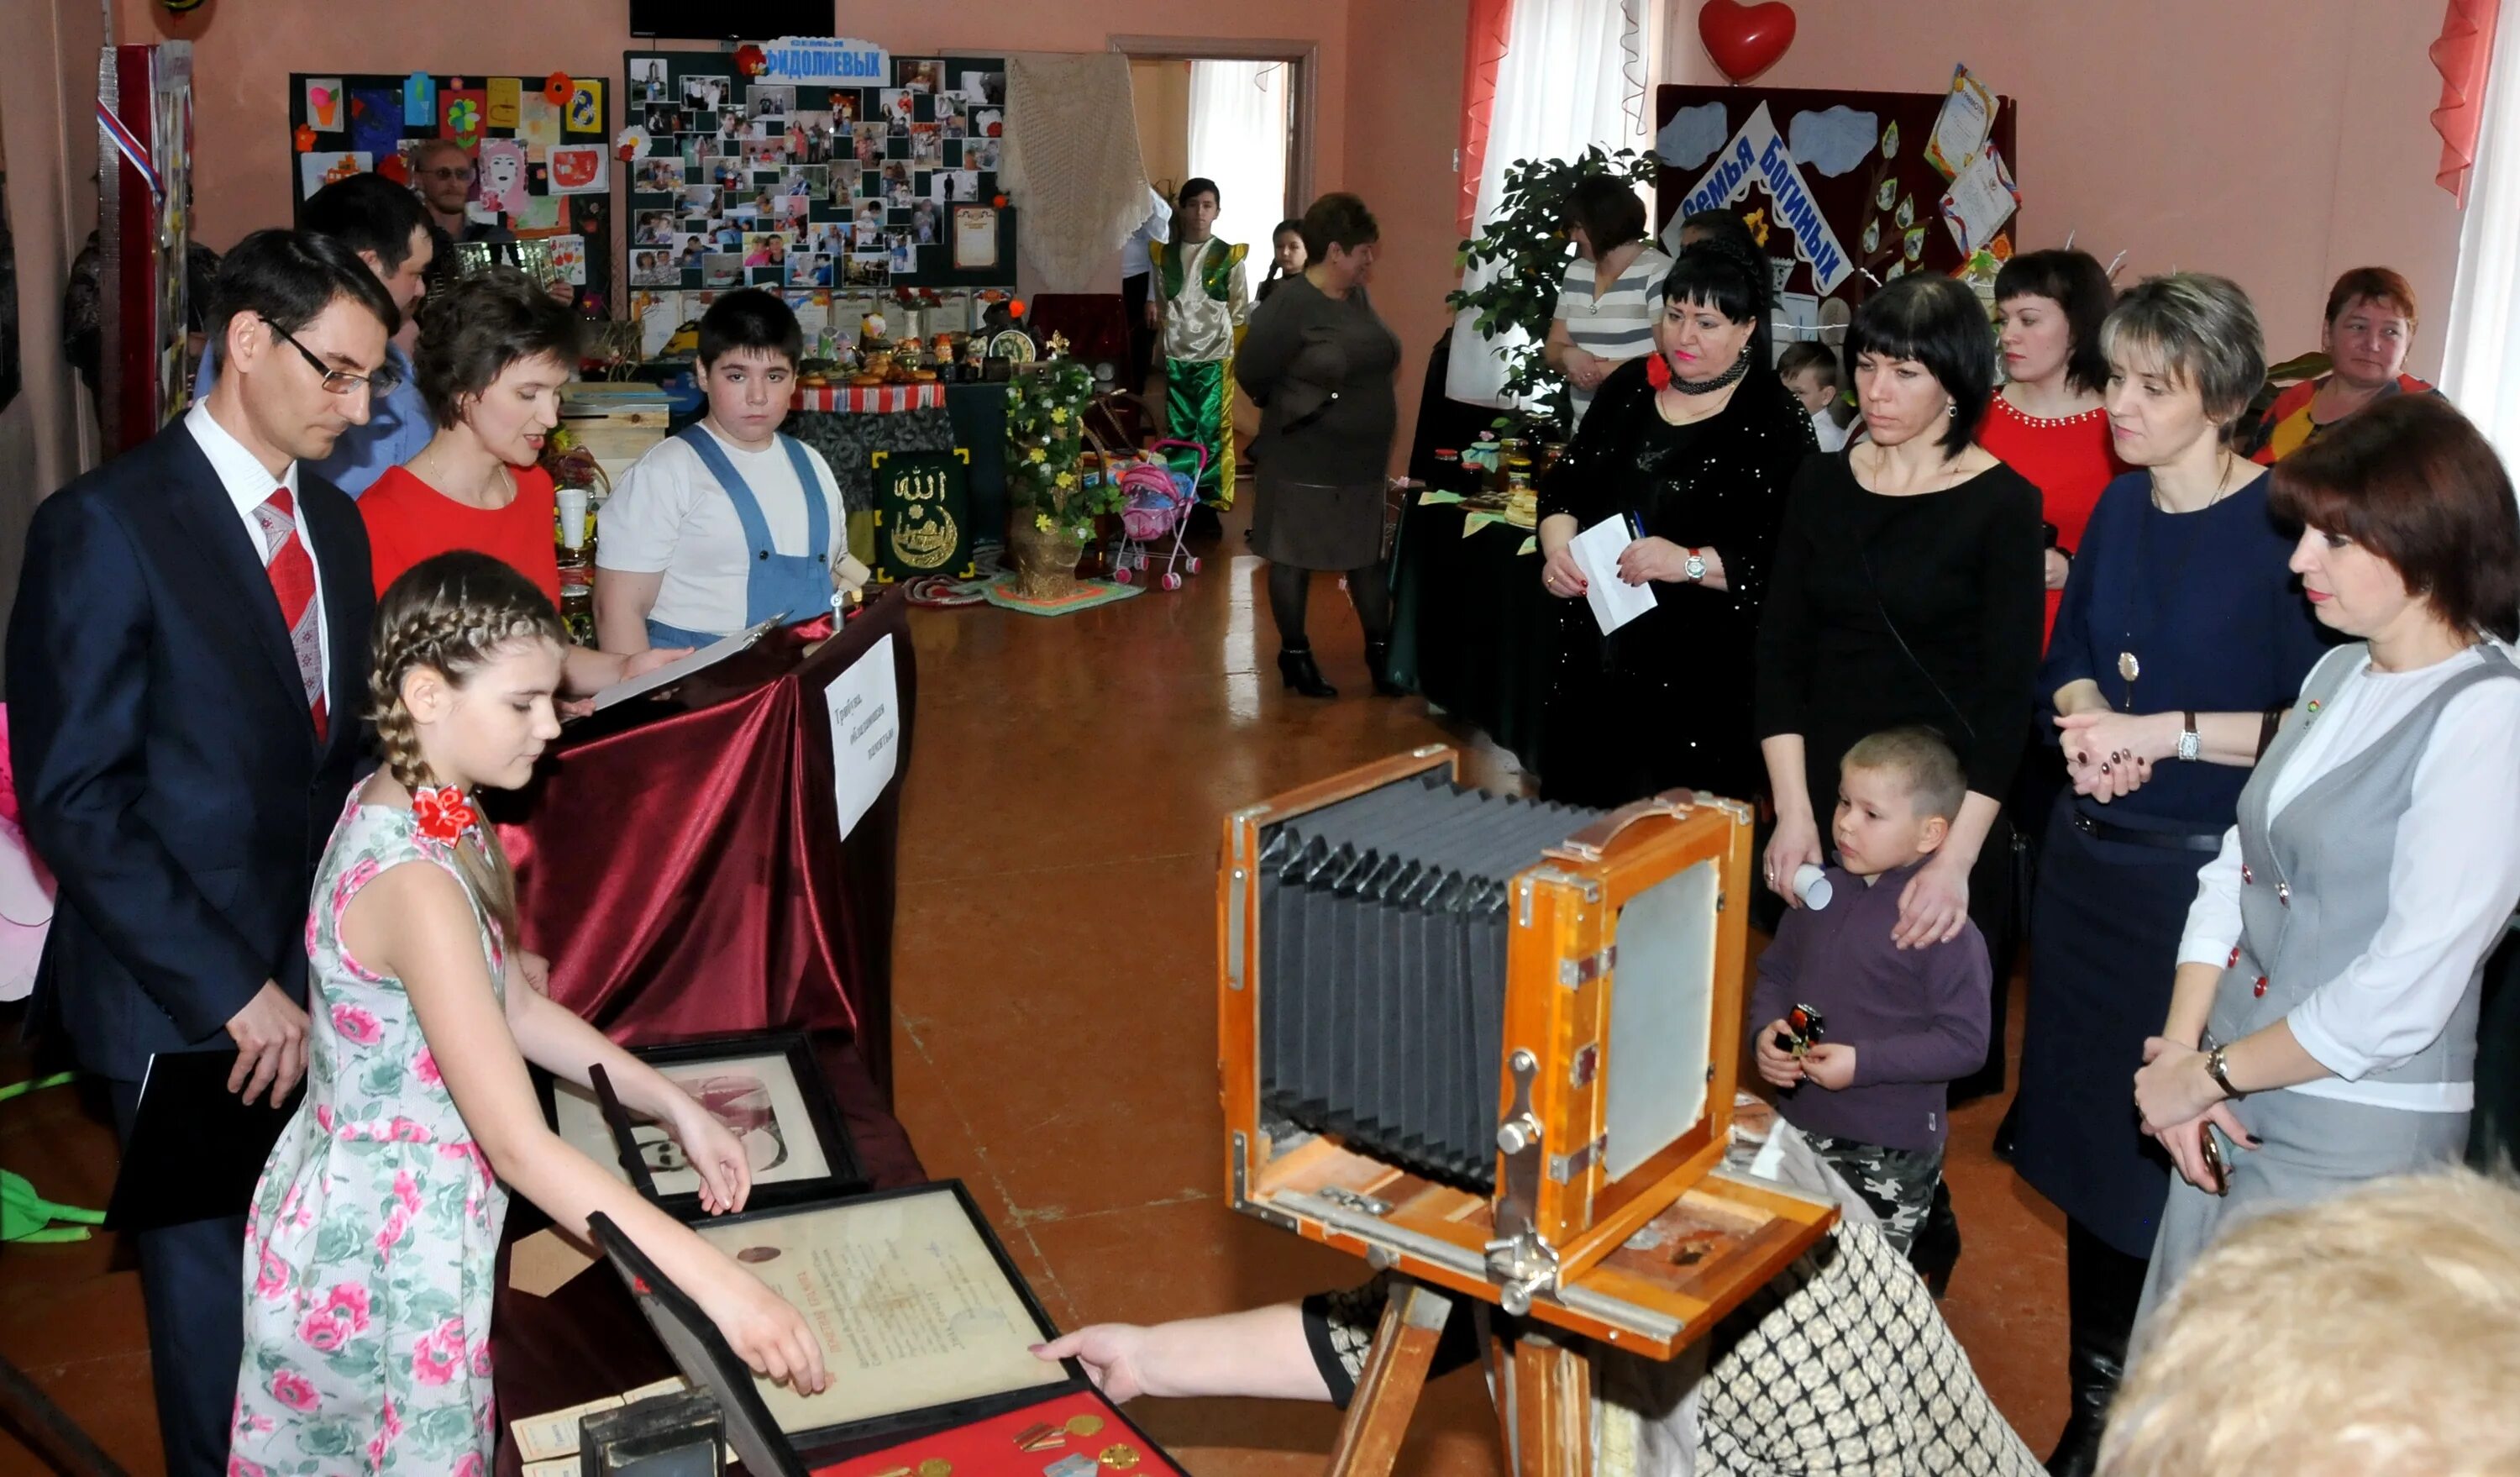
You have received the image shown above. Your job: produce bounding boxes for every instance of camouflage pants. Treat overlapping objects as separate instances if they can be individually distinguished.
[1804,1135,1944,1254]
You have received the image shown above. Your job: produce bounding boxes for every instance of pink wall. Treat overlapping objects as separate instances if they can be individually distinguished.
[122,0,1356,271]
[1344,0,1472,469]
[1662,0,2463,377]
[0,0,107,659]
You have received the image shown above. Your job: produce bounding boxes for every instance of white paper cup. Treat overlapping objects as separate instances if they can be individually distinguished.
[1793,862,1833,910]
[557,486,591,550]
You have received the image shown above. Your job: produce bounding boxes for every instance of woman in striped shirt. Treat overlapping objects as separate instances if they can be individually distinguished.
[1542,177,1672,434]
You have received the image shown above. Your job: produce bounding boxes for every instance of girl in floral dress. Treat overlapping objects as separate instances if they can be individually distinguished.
[231,552,827,1474]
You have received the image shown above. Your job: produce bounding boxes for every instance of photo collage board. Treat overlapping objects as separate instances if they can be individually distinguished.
[286,71,615,310]
[622,50,1018,305]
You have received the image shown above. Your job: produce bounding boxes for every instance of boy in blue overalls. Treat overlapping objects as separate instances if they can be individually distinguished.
[595,289,870,649]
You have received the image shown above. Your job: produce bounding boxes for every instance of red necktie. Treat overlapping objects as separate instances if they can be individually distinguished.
[254,487,328,742]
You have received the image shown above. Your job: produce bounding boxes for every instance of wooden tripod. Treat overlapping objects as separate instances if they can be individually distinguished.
[1323,1279,1593,1477]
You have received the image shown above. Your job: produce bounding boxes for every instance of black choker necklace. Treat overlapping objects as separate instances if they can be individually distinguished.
[1664,346,1753,396]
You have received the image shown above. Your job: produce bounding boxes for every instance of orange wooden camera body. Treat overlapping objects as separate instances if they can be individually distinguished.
[1218,748,1835,1359]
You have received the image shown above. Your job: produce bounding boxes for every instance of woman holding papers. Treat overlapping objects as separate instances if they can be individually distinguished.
[1534,239,1816,806]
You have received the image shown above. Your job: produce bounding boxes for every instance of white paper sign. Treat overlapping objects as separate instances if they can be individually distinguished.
[824,633,900,841]
[1940,145,2019,256]
[1924,64,1999,180]
[1675,102,1853,294]
[1569,516,1658,636]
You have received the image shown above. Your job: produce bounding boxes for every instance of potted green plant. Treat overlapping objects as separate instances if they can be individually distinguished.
[1003,359,1120,597]
[1446,145,1661,439]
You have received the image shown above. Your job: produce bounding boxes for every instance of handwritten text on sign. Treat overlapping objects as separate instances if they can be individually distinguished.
[824,633,900,841]
[760,37,891,87]
[1680,102,1853,294]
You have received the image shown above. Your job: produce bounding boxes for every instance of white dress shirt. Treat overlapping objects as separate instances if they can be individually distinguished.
[186,398,332,696]
[2178,641,2520,1111]
[1121,187,1173,279]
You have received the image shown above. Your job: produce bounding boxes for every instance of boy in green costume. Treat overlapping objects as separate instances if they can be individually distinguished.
[1150,177,1250,508]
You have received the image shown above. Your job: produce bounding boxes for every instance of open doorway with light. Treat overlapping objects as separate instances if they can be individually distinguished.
[1116,38,1313,497]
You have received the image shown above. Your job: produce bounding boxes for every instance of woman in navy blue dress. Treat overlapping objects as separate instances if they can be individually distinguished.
[2013,275,2328,1475]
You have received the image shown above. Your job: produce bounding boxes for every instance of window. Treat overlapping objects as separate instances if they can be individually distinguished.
[1446,0,1653,407]
[2443,5,2520,461]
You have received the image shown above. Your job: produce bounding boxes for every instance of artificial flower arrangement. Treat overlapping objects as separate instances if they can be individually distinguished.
[1003,357,1120,540]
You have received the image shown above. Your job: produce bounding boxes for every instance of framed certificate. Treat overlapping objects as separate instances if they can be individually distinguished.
[593,1181,1080,1457]
[952,206,999,270]
[544,1031,868,1221]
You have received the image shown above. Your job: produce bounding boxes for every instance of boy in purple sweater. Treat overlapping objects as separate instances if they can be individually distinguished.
[1751,727,1992,1253]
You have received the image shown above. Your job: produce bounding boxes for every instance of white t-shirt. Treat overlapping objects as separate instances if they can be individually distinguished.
[596,423,848,636]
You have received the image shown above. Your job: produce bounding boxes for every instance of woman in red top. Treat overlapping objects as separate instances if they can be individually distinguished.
[363,269,573,607]
[1977,249,2125,652]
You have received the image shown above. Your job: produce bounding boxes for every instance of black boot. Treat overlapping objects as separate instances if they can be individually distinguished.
[1362,639,1404,697]
[1908,1176,1961,1298]
[1278,644,1336,698]
[2046,1220,2145,1476]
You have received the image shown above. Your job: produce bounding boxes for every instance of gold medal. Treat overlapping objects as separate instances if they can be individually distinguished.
[1064,1417,1105,1438]
[2117,650,2141,683]
[918,1459,953,1477]
[1098,1445,1140,1469]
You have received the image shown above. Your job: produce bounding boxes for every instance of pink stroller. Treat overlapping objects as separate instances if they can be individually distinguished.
[1105,438,1208,591]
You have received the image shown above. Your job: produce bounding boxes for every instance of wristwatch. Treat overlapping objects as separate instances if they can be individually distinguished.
[1683,548,1707,583]
[2177,711,2202,763]
[2205,1043,2248,1100]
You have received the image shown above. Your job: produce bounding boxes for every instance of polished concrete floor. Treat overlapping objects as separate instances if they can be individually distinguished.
[0,536,2067,1474]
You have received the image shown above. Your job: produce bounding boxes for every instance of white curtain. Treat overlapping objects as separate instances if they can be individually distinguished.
[2444,8,2520,465]
[1446,0,1652,407]
[1186,60,1291,265]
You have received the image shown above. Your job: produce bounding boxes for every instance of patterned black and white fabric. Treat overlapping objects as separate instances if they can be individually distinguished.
[1300,1122,2038,1476]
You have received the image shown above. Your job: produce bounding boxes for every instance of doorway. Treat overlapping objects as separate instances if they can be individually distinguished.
[1115,38,1311,265]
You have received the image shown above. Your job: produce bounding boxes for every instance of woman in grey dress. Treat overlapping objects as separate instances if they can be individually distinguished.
[1235,192,1404,699]
[2129,394,2520,1323]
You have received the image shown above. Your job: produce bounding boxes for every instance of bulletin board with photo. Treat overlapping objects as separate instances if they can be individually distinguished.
[287,71,617,311]
[621,49,1017,305]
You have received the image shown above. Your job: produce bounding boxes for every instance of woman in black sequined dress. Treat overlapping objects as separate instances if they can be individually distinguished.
[1534,241,1817,807]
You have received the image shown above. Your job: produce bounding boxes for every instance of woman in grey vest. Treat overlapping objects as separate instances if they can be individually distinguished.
[2131,393,2520,1322]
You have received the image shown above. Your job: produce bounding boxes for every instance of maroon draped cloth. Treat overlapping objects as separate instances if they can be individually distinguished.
[492,590,916,1096]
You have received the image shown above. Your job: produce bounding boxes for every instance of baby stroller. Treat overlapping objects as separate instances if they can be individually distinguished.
[1105,438,1208,591]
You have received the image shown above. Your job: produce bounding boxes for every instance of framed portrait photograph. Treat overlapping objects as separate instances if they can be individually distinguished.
[543,1031,865,1220]
[953,207,999,271]
[596,1180,1078,1455]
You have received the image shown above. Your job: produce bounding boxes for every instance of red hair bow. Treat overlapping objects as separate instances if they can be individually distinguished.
[412,786,479,844]
[1645,351,1673,391]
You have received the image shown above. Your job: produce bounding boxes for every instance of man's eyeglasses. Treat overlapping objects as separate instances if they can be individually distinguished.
[265,319,402,397]
[422,166,475,182]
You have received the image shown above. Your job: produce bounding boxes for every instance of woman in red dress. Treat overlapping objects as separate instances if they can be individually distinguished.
[361,269,575,607]
[1978,250,2125,651]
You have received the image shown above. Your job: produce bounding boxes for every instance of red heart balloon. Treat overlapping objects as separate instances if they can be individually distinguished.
[1698,0,1796,83]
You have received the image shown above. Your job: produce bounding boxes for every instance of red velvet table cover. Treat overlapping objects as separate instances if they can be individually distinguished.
[1025,294,1129,371]
[493,589,917,1096]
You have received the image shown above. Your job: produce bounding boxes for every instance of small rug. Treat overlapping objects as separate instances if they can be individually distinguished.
[980,575,1142,617]
[899,575,994,607]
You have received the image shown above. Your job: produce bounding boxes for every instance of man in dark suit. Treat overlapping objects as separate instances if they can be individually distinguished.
[7,229,398,1477]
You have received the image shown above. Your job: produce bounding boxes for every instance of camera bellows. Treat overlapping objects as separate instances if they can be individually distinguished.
[1257,773,1602,1191]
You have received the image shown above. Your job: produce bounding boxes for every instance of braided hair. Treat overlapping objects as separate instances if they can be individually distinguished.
[367,551,566,939]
